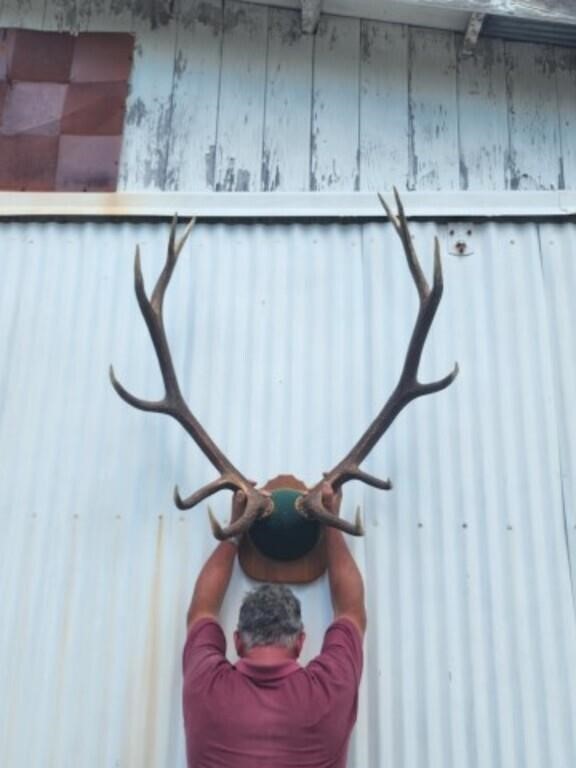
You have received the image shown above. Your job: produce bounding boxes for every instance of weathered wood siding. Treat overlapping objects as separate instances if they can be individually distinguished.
[2,0,576,192]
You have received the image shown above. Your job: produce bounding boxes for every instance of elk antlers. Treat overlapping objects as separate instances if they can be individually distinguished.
[296,188,459,534]
[111,191,457,541]
[109,217,273,540]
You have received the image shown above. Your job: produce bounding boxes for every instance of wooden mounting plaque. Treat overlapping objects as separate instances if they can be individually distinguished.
[238,530,326,584]
[237,474,328,584]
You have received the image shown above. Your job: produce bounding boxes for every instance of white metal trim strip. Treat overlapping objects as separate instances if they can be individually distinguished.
[1,191,576,219]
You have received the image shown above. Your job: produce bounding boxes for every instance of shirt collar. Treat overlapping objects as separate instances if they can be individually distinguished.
[235,659,300,682]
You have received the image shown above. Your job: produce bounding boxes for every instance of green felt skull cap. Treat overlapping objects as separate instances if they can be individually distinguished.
[248,488,321,561]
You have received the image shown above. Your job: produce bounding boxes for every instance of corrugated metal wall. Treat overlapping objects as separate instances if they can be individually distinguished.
[0,218,575,767]
[2,0,576,192]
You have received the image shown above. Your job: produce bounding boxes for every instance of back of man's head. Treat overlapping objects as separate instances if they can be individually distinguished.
[237,584,303,651]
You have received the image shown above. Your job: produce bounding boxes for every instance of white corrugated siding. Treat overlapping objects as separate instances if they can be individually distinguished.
[0,219,575,767]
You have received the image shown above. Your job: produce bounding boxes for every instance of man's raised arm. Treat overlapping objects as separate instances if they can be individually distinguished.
[322,484,367,636]
[186,492,245,629]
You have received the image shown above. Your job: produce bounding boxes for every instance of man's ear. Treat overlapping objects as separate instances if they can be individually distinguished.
[234,630,245,657]
[293,631,306,658]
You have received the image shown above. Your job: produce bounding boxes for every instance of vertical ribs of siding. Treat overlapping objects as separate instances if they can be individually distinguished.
[1,221,576,766]
[540,224,576,601]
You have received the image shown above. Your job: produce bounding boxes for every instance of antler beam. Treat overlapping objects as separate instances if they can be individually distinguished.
[297,189,459,534]
[110,217,274,539]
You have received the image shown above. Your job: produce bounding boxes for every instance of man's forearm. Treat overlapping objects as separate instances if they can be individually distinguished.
[326,528,366,633]
[187,541,237,626]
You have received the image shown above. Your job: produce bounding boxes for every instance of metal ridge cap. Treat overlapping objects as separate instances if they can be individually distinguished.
[0,191,575,220]
[236,0,576,29]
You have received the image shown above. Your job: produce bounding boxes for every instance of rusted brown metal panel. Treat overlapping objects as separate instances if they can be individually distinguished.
[2,82,68,134]
[61,82,128,135]
[0,135,59,189]
[10,29,75,81]
[55,135,123,190]
[70,32,133,82]
[0,29,134,191]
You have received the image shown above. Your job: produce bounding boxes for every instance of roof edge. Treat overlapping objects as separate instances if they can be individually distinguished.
[240,0,576,31]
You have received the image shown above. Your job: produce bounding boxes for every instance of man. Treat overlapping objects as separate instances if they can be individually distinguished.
[183,483,366,767]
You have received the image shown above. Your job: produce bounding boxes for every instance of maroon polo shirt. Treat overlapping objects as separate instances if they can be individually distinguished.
[183,617,363,768]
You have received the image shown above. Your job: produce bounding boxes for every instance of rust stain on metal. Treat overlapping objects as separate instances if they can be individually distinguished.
[143,516,164,762]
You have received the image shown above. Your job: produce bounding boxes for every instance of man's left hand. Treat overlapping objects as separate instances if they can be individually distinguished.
[231,490,247,524]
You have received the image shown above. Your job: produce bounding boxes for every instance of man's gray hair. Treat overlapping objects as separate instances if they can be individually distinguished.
[237,584,303,651]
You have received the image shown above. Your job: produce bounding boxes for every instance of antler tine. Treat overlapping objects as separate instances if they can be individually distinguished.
[296,488,365,536]
[110,216,274,538]
[151,215,196,312]
[297,190,458,534]
[378,189,428,300]
[208,497,266,541]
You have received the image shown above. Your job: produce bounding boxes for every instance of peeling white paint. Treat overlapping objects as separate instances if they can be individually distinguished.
[1,0,576,193]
